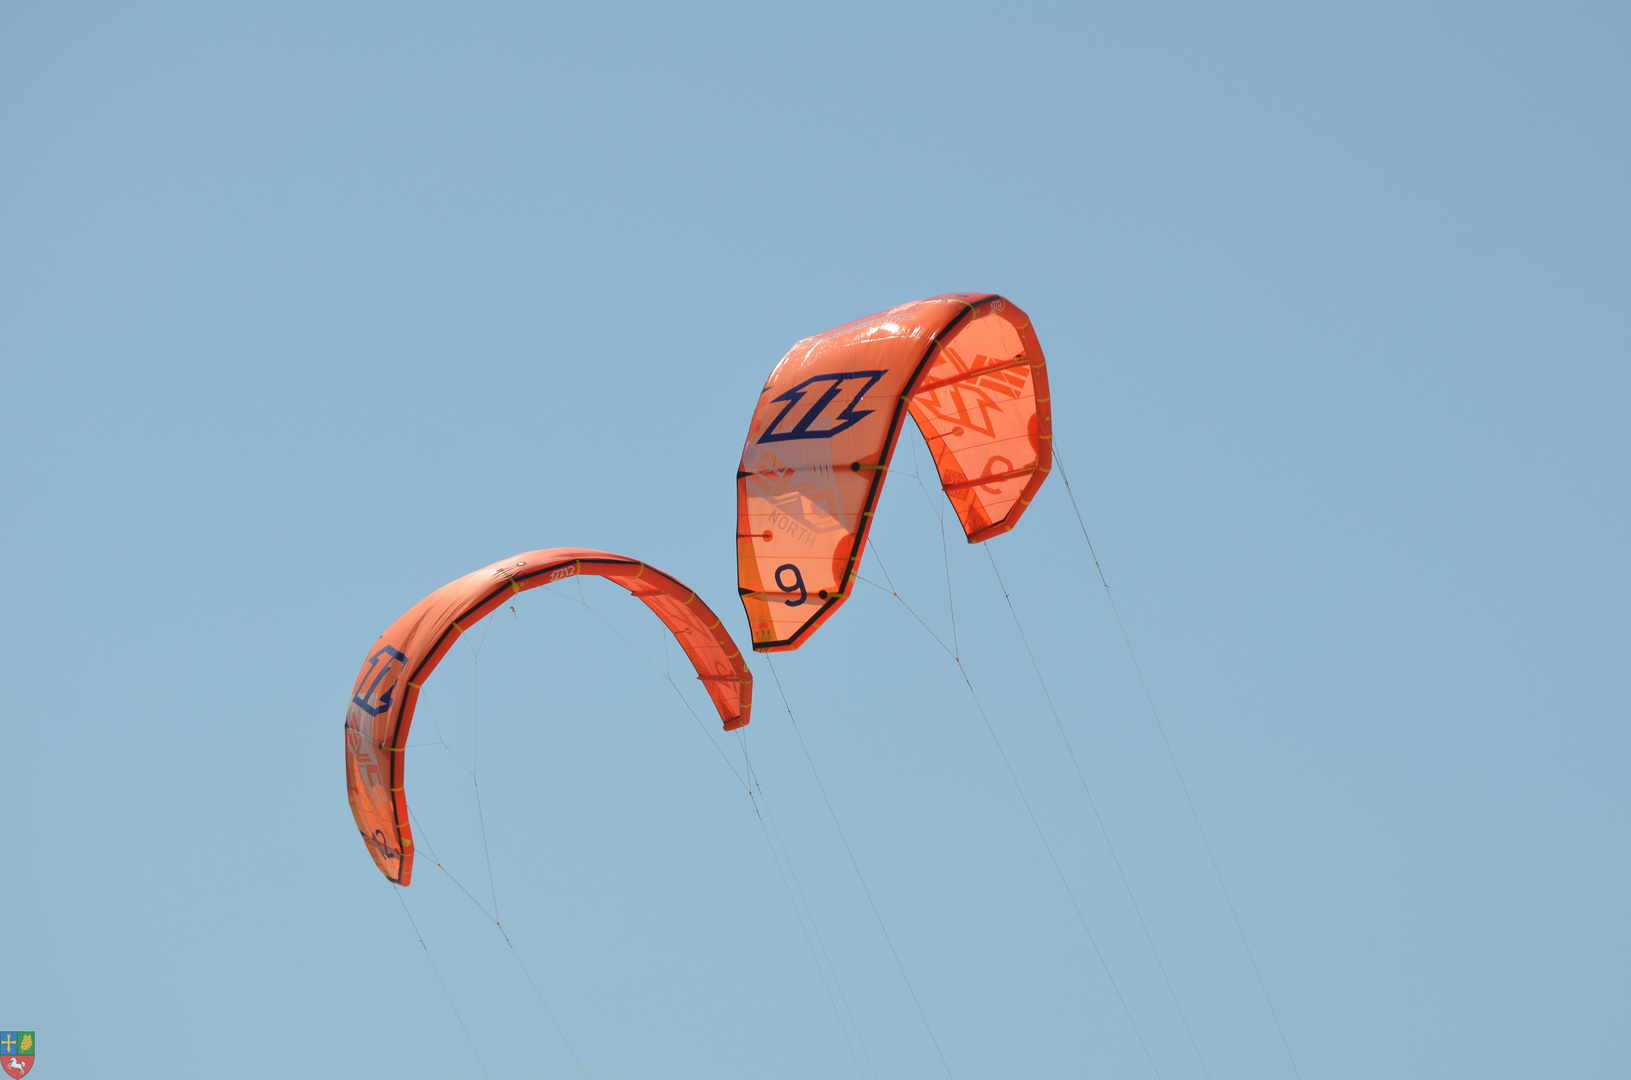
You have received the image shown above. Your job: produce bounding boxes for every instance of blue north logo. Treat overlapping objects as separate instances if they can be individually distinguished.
[352,646,408,717]
[757,371,886,443]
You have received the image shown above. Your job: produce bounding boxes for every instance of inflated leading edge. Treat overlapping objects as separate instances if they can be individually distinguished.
[737,294,1052,651]
[345,548,752,884]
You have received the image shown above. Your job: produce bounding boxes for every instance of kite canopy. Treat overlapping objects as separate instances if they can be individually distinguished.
[737,294,1052,651]
[345,548,752,884]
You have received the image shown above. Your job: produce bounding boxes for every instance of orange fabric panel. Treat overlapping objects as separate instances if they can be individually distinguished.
[344,548,752,884]
[736,294,1052,651]
[907,301,1051,543]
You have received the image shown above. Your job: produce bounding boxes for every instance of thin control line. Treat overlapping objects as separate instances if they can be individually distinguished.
[765,656,958,1080]
[1053,440,1303,1080]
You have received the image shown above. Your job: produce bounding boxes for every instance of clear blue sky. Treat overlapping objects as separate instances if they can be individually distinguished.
[2,4,1625,1078]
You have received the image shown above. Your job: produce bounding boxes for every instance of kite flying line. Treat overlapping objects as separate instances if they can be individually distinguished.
[862,523,1166,1080]
[984,542,1214,1080]
[739,730,879,1080]
[406,805,590,1080]
[405,607,592,1078]
[535,579,876,1076]
[765,655,959,1080]
[1052,439,1303,1080]
[539,578,749,789]
[391,882,491,1079]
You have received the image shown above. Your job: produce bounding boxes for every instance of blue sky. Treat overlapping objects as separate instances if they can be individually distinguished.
[2,4,1625,1078]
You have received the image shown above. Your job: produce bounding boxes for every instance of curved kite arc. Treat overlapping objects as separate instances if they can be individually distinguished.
[737,293,1053,652]
[345,547,753,884]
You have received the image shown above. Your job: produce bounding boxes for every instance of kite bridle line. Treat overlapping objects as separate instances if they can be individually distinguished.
[885,405,1297,1078]
[983,541,1216,1080]
[763,655,959,1080]
[541,576,881,1077]
[859,521,1166,1079]
[910,424,1217,1076]
[559,581,877,1077]
[394,603,592,1079]
[736,727,879,1080]
[404,803,590,1080]
[389,880,491,1079]
[415,573,881,1076]
[380,560,755,1079]
[1049,439,1306,1080]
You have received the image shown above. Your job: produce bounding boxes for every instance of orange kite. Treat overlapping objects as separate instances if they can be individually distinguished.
[345,548,752,884]
[737,294,1052,651]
